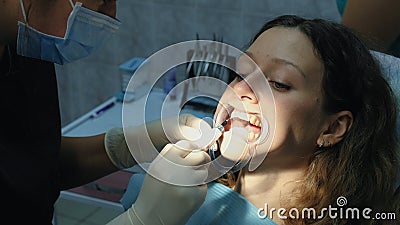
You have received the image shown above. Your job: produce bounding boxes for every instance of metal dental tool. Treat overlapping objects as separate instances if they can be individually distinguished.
[208,119,229,153]
[215,119,229,133]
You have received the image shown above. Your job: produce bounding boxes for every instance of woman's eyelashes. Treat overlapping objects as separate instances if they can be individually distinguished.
[269,80,291,91]
[234,73,291,91]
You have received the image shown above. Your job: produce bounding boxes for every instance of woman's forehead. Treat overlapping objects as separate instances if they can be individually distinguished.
[245,27,324,80]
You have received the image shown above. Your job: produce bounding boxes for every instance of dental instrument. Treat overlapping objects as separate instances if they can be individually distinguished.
[215,119,229,133]
[208,119,228,159]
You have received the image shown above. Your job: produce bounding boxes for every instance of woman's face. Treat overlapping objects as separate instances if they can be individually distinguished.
[215,27,328,165]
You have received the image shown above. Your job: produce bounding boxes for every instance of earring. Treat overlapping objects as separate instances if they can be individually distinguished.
[318,139,325,148]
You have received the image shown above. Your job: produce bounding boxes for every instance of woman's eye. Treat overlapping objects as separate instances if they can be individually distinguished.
[269,81,291,91]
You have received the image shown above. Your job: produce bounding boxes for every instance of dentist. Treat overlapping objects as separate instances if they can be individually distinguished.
[0,0,209,224]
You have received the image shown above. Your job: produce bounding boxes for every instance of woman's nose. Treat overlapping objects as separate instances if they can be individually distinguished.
[232,79,258,104]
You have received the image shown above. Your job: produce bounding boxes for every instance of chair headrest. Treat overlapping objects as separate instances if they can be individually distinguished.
[371,51,400,100]
[371,51,400,189]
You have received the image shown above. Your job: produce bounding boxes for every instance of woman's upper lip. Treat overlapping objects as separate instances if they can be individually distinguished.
[216,104,262,128]
[230,108,261,117]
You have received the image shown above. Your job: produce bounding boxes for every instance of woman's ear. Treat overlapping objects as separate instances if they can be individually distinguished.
[318,111,353,147]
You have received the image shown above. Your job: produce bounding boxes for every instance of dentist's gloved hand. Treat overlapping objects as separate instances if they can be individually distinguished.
[104,114,210,169]
[107,140,211,225]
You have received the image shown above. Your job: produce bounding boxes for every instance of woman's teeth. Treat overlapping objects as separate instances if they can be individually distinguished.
[249,114,261,127]
[230,111,262,127]
[229,110,262,142]
[248,131,260,142]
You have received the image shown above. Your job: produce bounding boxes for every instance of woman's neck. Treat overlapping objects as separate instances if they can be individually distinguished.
[235,151,310,208]
[235,153,310,225]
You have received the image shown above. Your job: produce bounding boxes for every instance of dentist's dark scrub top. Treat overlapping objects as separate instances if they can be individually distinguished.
[0,46,61,224]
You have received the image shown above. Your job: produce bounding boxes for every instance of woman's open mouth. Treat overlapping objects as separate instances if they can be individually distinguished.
[223,110,263,143]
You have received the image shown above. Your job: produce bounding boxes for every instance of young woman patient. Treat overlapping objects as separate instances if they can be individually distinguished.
[120,15,399,225]
[213,15,399,225]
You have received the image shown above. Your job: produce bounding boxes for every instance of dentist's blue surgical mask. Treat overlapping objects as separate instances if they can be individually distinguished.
[17,0,121,65]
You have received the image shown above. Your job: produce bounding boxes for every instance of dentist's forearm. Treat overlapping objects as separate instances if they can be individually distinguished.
[58,134,118,190]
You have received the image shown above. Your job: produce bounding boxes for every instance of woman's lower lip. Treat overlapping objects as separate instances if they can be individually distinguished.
[249,124,261,134]
[248,124,261,142]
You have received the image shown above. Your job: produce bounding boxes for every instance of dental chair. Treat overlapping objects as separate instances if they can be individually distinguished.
[372,51,400,103]
[371,51,400,189]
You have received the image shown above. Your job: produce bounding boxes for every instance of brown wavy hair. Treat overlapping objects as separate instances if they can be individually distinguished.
[221,15,400,225]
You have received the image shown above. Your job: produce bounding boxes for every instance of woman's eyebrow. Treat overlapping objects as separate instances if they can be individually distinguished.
[244,51,307,78]
[271,57,307,78]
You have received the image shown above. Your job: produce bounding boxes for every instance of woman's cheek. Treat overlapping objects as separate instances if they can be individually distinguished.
[266,97,294,152]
